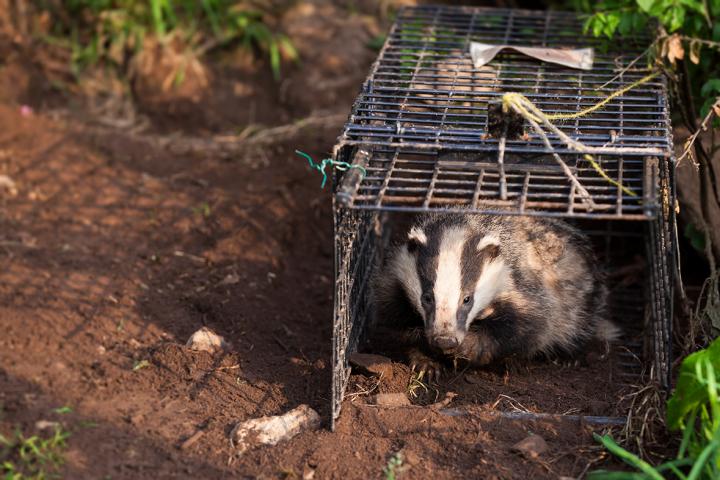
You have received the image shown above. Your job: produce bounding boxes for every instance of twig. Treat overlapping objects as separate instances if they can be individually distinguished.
[677,98,720,167]
[505,99,596,208]
[600,43,656,90]
[504,92,641,198]
[180,430,205,450]
[428,391,458,410]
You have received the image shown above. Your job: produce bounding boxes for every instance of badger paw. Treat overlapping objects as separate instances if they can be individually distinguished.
[453,332,494,366]
[408,349,442,383]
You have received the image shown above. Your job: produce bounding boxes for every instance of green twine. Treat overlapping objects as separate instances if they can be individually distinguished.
[295,150,367,188]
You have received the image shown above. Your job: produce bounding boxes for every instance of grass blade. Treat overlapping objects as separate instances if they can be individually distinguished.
[594,434,665,480]
[685,439,719,480]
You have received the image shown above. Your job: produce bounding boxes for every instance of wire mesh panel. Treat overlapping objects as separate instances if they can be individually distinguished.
[338,6,671,157]
[333,5,673,219]
[332,204,382,430]
[646,155,675,387]
[336,147,658,219]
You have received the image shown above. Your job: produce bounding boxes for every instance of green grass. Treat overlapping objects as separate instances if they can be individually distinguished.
[0,426,70,479]
[589,337,720,479]
[36,0,297,80]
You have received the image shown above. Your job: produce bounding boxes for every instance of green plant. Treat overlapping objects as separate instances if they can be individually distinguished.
[0,426,70,479]
[382,452,404,480]
[35,0,297,80]
[589,337,720,479]
[573,0,720,120]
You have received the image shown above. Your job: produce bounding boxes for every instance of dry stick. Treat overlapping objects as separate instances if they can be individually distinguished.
[527,100,638,198]
[599,45,655,90]
[677,98,720,167]
[497,125,508,200]
[506,101,596,209]
[506,94,640,197]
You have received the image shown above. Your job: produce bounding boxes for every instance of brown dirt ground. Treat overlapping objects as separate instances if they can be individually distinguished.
[0,2,644,479]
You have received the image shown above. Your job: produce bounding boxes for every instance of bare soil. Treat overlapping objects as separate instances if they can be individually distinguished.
[0,2,637,478]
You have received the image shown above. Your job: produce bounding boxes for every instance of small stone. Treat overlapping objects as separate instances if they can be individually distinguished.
[373,392,411,407]
[302,466,316,480]
[511,434,548,459]
[349,353,394,380]
[97,345,107,355]
[403,449,420,466]
[231,405,320,455]
[0,175,17,196]
[35,420,60,431]
[186,327,229,353]
[464,373,482,384]
[218,273,240,286]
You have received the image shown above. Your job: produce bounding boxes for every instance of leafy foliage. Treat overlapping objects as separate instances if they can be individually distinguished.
[571,0,720,121]
[589,337,720,479]
[34,0,297,79]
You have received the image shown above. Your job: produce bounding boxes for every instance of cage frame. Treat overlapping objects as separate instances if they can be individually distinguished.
[330,5,676,431]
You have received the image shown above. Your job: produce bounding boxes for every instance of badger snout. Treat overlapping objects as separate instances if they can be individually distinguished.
[429,334,460,351]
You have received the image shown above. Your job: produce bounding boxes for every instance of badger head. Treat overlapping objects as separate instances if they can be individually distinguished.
[394,220,510,353]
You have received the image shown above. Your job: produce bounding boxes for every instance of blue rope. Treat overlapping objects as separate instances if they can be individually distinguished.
[295,150,367,188]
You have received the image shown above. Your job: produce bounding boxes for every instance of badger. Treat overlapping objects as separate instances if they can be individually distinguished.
[372,213,619,379]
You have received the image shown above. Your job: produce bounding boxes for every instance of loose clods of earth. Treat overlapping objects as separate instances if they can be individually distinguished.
[231,404,321,455]
[511,434,549,459]
[349,352,394,380]
[186,327,229,353]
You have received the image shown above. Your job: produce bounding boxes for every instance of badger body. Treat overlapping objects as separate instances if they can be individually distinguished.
[373,213,618,374]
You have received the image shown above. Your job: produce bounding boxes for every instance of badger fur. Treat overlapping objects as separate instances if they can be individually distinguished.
[372,213,618,377]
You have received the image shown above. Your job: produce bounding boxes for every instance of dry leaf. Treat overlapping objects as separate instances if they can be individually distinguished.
[666,34,685,64]
[689,40,701,65]
[712,100,720,118]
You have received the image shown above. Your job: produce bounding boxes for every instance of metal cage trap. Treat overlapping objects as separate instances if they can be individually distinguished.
[330,5,675,430]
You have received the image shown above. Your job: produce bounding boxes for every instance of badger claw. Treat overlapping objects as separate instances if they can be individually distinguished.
[408,349,442,383]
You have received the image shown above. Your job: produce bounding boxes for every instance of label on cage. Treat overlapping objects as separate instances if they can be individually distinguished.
[470,42,594,70]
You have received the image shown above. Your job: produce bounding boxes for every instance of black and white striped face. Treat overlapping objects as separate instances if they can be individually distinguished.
[397,220,510,352]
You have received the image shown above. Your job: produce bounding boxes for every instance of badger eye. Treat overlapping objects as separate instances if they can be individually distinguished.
[422,292,433,304]
[463,295,471,304]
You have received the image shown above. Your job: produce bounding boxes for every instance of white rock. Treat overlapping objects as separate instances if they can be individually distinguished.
[0,175,17,196]
[35,420,60,431]
[186,327,229,353]
[231,405,321,454]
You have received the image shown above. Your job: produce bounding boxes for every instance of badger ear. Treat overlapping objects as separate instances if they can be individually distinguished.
[407,227,427,252]
[477,235,500,259]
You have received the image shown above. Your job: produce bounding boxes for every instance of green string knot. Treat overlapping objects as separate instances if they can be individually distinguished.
[295,150,367,188]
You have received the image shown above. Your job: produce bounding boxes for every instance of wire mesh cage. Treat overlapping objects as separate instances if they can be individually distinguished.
[331,5,675,430]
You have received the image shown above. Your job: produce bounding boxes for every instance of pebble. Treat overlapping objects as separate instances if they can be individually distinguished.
[186,327,229,353]
[35,420,61,431]
[511,434,548,459]
[373,392,411,407]
[0,175,17,196]
[231,404,321,454]
[349,353,394,380]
